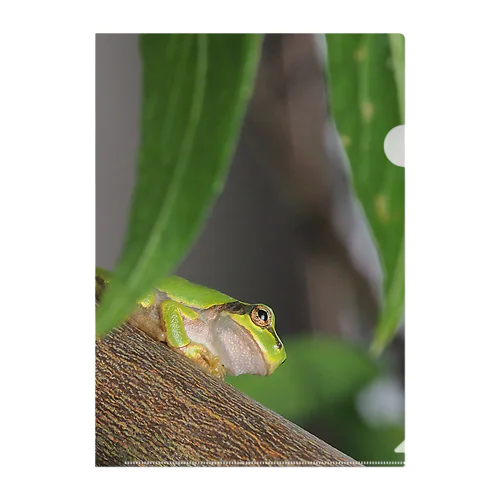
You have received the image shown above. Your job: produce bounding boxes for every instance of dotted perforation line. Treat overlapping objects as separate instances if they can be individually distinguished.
[123,460,405,466]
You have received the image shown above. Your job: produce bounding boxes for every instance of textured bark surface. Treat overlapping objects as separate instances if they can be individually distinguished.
[95,322,360,466]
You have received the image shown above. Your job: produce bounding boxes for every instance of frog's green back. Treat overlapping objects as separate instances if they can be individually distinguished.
[161,276,237,308]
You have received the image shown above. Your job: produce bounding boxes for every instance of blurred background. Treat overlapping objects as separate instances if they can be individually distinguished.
[96,34,404,463]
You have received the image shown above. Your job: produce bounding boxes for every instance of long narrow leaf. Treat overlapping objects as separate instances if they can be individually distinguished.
[97,34,262,336]
[325,34,405,353]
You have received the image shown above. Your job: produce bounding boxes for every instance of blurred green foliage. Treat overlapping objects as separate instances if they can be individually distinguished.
[230,338,379,421]
[325,34,405,354]
[229,337,404,463]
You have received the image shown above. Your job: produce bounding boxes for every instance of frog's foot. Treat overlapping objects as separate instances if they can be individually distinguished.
[177,342,226,379]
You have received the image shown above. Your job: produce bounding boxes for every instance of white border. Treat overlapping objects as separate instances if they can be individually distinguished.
[2,0,499,497]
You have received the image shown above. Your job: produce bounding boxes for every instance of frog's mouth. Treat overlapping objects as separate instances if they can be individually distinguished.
[211,316,267,376]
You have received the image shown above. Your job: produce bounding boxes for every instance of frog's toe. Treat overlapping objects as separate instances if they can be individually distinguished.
[179,343,226,379]
[209,358,226,379]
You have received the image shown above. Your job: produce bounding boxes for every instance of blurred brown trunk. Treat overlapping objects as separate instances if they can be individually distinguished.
[245,34,383,341]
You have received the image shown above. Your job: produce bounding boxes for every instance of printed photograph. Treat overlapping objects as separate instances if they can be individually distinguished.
[95,33,405,466]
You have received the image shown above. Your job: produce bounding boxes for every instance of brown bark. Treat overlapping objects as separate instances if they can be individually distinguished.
[95,321,361,466]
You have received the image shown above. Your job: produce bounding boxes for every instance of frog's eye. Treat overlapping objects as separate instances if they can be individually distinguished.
[250,305,272,328]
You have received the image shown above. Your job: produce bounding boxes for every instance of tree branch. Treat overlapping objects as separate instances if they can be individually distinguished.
[96,321,361,466]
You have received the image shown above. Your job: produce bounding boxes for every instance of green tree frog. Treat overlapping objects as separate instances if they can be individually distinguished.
[96,268,286,379]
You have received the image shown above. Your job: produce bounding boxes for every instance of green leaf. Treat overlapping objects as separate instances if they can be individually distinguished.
[388,33,405,123]
[96,34,263,337]
[325,34,405,354]
[228,338,380,422]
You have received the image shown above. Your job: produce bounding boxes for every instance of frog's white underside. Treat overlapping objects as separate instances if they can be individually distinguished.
[184,314,267,376]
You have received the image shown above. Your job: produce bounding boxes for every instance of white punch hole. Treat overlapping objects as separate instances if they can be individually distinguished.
[384,124,405,167]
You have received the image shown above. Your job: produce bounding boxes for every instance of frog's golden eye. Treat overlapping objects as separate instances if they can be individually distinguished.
[250,305,272,328]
